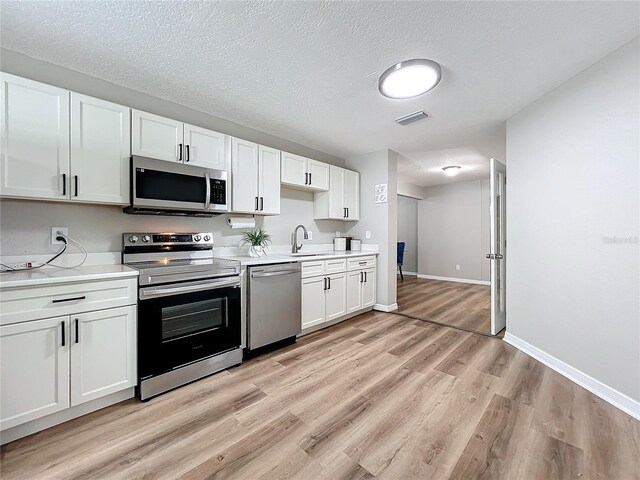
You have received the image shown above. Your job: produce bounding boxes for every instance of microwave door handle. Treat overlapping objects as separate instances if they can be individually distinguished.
[204,171,211,210]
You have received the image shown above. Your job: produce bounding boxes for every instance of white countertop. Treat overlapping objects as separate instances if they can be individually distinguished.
[217,250,378,266]
[0,264,139,289]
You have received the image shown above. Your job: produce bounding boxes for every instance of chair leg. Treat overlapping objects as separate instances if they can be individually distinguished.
[399,265,404,281]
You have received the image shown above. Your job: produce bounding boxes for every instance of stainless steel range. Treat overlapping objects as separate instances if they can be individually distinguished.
[123,232,242,400]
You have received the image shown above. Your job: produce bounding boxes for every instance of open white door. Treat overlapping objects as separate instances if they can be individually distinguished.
[488,157,506,335]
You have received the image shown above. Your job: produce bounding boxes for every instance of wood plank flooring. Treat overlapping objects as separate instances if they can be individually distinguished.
[397,276,492,335]
[2,312,638,480]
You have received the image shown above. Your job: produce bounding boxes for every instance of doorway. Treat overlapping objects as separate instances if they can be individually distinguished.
[395,158,506,336]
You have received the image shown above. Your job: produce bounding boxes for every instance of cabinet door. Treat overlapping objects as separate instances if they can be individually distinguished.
[362,268,376,308]
[1,317,70,430]
[70,306,136,406]
[231,137,259,213]
[131,109,183,163]
[344,169,360,221]
[258,145,281,215]
[1,73,70,200]
[70,93,130,205]
[184,123,228,170]
[325,273,346,322]
[346,270,363,314]
[329,165,345,219]
[281,152,307,187]
[307,160,330,191]
[302,277,326,329]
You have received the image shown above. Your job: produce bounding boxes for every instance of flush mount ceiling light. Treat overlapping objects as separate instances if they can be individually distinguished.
[378,59,442,99]
[442,166,461,176]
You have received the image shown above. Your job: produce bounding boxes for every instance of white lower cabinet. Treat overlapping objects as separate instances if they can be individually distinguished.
[0,316,70,430]
[70,306,137,406]
[301,257,375,331]
[0,279,137,433]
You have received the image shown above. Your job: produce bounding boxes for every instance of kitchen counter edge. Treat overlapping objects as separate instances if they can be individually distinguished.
[0,265,139,289]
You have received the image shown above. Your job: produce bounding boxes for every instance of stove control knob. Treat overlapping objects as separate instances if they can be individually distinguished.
[204,235,211,242]
[193,235,202,242]
[141,235,151,243]
[129,235,139,243]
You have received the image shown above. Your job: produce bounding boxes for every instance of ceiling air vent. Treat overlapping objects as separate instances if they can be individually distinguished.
[395,110,428,126]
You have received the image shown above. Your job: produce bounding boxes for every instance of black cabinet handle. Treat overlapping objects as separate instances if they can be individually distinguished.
[309,173,312,185]
[364,271,367,283]
[305,173,308,185]
[323,277,327,290]
[255,196,259,211]
[360,271,364,283]
[75,318,79,343]
[52,296,86,304]
[178,143,183,161]
[74,175,79,197]
[343,208,346,218]
[185,145,190,162]
[327,277,331,290]
[61,321,65,347]
[346,207,349,218]
[260,197,264,211]
[62,174,66,196]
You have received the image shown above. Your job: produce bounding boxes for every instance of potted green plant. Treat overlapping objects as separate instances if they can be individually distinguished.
[241,228,271,257]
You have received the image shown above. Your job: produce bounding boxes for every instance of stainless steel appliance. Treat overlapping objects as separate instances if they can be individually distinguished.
[125,156,228,217]
[247,263,301,352]
[123,232,241,400]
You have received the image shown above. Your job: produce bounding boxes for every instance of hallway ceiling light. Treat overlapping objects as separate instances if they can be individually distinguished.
[378,59,442,99]
[442,166,461,176]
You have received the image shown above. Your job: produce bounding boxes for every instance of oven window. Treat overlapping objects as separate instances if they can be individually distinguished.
[136,168,207,204]
[161,298,227,342]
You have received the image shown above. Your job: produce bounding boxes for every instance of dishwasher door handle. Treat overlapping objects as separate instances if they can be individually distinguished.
[251,270,300,279]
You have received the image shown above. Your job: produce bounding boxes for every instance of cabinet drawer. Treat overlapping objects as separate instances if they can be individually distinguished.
[348,256,376,271]
[0,278,137,325]
[301,261,325,278]
[325,259,346,274]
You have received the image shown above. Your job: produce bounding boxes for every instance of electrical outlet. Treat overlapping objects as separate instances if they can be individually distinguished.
[306,230,313,240]
[51,227,68,245]
[455,264,461,271]
[335,231,341,237]
[365,231,371,239]
[1,261,37,271]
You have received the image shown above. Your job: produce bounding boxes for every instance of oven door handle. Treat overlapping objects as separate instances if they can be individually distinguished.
[139,277,240,299]
[204,170,211,210]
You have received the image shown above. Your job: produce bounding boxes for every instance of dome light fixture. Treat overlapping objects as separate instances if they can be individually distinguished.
[442,165,461,177]
[378,59,442,99]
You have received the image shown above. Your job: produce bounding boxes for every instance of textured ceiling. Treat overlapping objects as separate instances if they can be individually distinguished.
[1,1,638,186]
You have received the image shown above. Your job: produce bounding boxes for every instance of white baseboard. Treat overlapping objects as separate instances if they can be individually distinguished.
[373,303,398,312]
[417,274,490,286]
[503,333,640,421]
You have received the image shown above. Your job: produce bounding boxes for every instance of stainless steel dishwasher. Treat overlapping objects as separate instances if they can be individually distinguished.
[247,262,301,352]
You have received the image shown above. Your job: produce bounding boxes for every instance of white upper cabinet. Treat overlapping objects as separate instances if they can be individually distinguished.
[183,123,228,170]
[70,306,136,406]
[307,160,330,191]
[1,73,70,200]
[258,145,281,215]
[70,93,130,205]
[0,316,70,431]
[231,137,259,214]
[281,152,329,192]
[131,109,183,163]
[343,169,360,221]
[314,165,360,221]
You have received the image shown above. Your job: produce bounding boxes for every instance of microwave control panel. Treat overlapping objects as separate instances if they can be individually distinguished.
[210,179,226,205]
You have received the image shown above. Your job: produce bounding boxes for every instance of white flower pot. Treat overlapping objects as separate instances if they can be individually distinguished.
[249,245,264,258]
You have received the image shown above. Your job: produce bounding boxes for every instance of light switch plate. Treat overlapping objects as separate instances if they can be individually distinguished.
[455,264,461,271]
[307,230,313,240]
[335,231,341,237]
[365,231,371,239]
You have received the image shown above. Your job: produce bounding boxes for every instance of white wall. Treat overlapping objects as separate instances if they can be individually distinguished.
[397,182,425,200]
[506,38,640,403]
[346,150,397,309]
[397,195,418,273]
[417,179,490,282]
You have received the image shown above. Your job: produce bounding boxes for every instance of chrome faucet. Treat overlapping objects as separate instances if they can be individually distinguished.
[292,224,309,253]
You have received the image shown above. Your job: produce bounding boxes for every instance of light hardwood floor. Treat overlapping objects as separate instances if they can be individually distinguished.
[1,312,638,480]
[397,276,492,335]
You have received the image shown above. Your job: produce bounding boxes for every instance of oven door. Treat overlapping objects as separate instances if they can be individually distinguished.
[138,276,241,379]
[131,156,227,214]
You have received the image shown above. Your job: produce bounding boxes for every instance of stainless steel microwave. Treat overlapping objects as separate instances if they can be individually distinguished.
[124,156,228,217]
